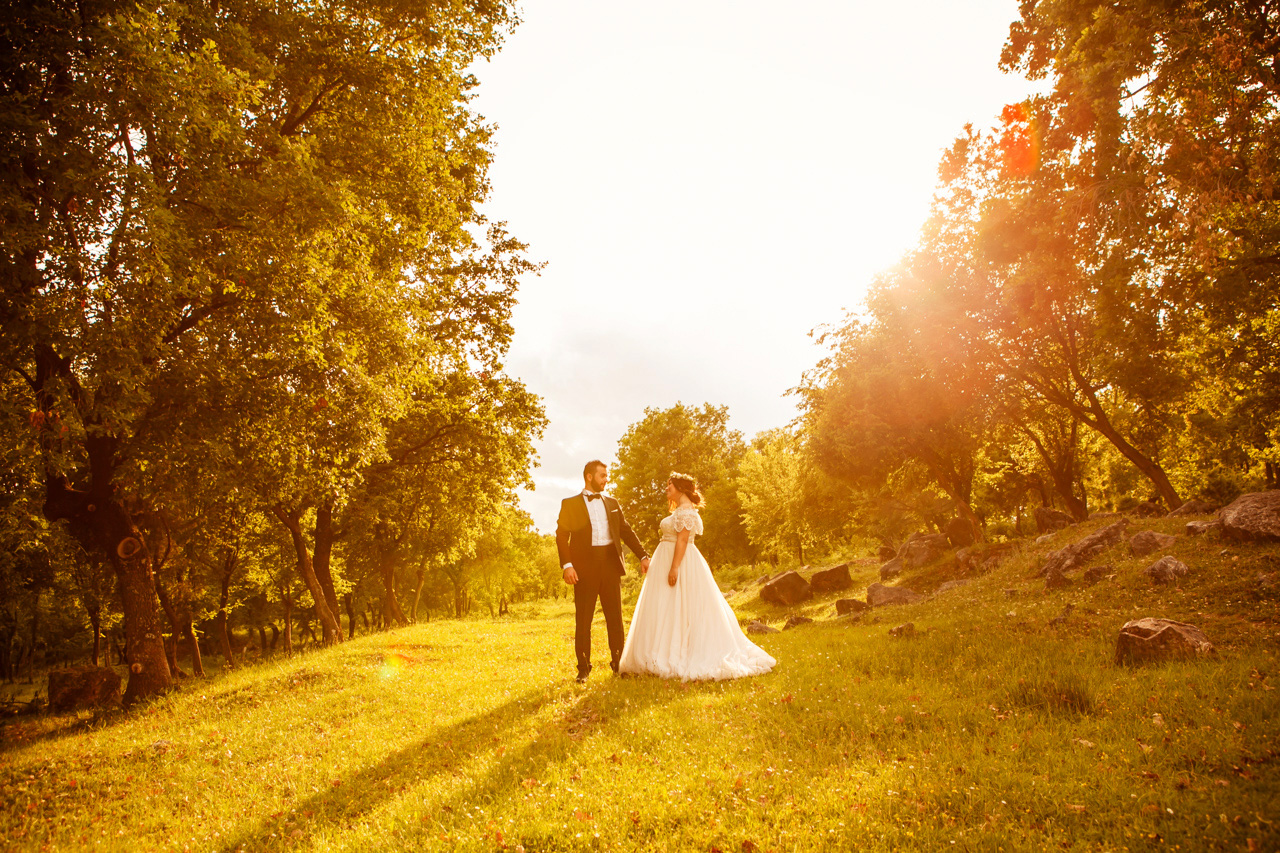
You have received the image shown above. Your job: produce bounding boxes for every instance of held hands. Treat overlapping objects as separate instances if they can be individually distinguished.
[640,556,651,574]
[562,566,579,585]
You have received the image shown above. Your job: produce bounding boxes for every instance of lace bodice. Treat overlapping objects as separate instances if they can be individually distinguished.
[659,505,703,542]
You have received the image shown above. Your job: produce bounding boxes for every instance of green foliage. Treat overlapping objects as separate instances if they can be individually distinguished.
[612,403,753,565]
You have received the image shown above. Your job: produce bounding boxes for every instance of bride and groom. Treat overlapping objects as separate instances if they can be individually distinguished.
[555,460,775,683]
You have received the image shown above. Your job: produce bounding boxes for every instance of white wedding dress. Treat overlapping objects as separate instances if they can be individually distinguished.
[618,505,775,681]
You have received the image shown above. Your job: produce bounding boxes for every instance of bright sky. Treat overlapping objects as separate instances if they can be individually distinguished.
[470,0,1038,533]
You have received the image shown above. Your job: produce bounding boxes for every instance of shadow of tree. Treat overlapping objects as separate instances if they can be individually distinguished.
[218,680,675,851]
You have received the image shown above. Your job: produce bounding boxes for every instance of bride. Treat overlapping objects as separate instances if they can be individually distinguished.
[618,472,775,681]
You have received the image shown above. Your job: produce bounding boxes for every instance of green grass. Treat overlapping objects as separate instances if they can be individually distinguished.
[2,518,1278,851]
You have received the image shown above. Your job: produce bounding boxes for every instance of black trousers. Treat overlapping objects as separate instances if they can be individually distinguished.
[573,544,624,677]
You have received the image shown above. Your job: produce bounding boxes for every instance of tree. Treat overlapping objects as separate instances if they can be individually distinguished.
[612,403,753,566]
[1,0,528,703]
[736,430,814,564]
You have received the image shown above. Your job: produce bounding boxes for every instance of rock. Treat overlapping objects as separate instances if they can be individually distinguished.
[1048,603,1074,627]
[865,583,923,607]
[754,574,772,586]
[877,544,897,563]
[1089,511,1120,519]
[945,516,977,548]
[1129,530,1177,558]
[1035,533,1056,546]
[746,620,780,635]
[1034,506,1074,533]
[1038,519,1129,584]
[1185,519,1221,537]
[1045,571,1072,590]
[1145,555,1191,584]
[1168,499,1216,517]
[1218,490,1280,542]
[760,571,812,606]
[1115,618,1215,665]
[47,666,122,714]
[810,563,852,593]
[934,579,970,596]
[1081,564,1114,586]
[888,623,915,638]
[1133,500,1166,518]
[879,557,903,581]
[900,533,950,569]
[783,615,814,630]
[835,598,868,616]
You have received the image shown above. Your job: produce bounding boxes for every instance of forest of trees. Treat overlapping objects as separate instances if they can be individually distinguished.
[611,1,1279,569]
[2,0,1277,708]
[0,0,554,705]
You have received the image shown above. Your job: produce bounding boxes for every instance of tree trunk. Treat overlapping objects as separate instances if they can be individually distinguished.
[272,506,341,644]
[90,611,102,667]
[267,622,279,651]
[25,591,39,683]
[41,426,171,705]
[411,567,428,623]
[311,502,345,641]
[216,565,236,669]
[153,579,189,679]
[184,622,204,677]
[281,589,293,654]
[344,593,357,638]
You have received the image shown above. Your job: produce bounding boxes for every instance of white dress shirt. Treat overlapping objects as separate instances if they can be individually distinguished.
[584,491,614,546]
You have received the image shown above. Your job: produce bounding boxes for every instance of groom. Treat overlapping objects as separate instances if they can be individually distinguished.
[556,460,650,682]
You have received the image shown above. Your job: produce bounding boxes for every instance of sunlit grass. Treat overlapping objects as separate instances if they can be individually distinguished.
[1,518,1277,851]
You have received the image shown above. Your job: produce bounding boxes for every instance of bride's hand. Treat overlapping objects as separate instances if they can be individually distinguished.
[667,568,678,586]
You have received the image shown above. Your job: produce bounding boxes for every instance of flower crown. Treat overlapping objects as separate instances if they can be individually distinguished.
[669,471,697,485]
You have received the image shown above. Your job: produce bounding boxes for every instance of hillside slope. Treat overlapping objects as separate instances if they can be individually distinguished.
[1,515,1277,851]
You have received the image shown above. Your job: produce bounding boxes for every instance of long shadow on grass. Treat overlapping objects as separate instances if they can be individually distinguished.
[218,678,676,852]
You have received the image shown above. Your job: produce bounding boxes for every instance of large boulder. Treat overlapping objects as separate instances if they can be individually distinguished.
[810,563,852,593]
[1034,506,1074,533]
[877,544,897,563]
[760,570,812,606]
[1145,555,1191,584]
[1168,499,1216,517]
[865,583,923,607]
[1218,491,1280,542]
[1129,530,1177,558]
[945,516,977,548]
[1038,519,1129,584]
[835,598,867,616]
[879,557,903,581]
[1115,618,1215,665]
[47,666,122,713]
[900,533,950,569]
[746,620,780,635]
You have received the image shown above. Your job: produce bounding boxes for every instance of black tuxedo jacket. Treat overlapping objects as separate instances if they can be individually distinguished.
[555,493,648,575]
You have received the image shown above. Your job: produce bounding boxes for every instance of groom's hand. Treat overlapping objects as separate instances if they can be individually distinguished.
[640,556,650,574]
[562,566,578,585]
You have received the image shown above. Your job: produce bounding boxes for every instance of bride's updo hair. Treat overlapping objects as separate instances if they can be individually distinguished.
[668,472,704,506]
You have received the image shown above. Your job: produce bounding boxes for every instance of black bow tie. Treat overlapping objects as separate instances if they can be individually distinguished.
[586,493,602,501]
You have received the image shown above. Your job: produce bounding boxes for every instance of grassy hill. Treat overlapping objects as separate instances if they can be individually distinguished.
[1,514,1278,851]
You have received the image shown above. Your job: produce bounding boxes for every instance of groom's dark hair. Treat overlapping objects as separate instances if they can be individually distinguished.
[583,460,606,478]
